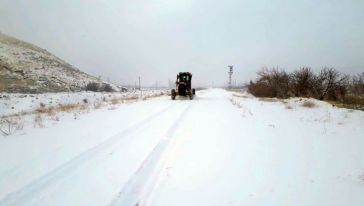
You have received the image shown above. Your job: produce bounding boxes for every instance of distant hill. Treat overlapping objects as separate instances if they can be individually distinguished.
[0,33,114,93]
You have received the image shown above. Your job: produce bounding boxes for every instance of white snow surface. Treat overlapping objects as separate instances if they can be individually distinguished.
[0,89,363,206]
[0,89,166,117]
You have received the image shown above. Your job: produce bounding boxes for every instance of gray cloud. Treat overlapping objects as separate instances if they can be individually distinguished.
[1,0,364,87]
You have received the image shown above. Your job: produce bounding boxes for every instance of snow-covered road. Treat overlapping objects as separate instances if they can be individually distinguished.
[0,89,363,206]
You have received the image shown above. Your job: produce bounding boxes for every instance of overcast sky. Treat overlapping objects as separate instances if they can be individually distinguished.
[1,0,364,87]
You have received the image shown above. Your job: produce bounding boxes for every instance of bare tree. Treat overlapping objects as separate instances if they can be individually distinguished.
[290,67,316,97]
[249,67,290,98]
[316,68,348,100]
[350,73,364,95]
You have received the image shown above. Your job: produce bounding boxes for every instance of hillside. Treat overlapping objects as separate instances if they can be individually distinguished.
[0,33,109,93]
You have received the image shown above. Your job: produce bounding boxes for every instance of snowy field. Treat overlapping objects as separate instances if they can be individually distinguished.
[0,89,363,206]
[0,89,167,117]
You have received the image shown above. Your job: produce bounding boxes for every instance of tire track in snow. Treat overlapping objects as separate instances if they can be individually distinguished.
[0,102,181,206]
[110,102,192,206]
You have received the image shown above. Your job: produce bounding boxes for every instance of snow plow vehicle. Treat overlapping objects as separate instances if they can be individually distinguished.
[171,72,195,100]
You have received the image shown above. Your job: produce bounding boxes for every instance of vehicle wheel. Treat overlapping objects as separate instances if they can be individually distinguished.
[189,93,193,100]
[171,89,176,100]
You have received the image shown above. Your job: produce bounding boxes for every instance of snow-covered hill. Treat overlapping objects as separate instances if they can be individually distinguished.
[0,33,112,93]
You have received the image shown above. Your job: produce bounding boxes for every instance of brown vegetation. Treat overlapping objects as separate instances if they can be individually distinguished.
[36,103,79,114]
[301,100,316,108]
[0,115,24,135]
[248,67,364,110]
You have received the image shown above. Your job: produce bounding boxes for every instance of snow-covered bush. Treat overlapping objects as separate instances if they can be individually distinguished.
[0,115,24,135]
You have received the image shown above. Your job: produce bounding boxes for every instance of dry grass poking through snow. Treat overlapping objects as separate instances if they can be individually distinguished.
[0,115,24,135]
[232,93,249,99]
[229,98,253,116]
[33,114,44,128]
[230,98,242,108]
[301,100,316,108]
[111,98,122,105]
[285,105,293,109]
[259,97,278,102]
[36,103,80,114]
[0,91,168,136]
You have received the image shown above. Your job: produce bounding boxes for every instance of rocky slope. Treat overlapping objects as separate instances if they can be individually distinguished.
[0,33,110,93]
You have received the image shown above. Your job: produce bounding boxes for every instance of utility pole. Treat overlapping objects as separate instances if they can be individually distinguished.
[228,65,233,89]
[138,76,142,97]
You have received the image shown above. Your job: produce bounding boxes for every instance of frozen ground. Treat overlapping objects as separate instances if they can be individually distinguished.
[0,89,363,206]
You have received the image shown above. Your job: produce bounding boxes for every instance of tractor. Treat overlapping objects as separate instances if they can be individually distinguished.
[171,72,195,100]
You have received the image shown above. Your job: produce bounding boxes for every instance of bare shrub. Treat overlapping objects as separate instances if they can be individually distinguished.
[58,104,78,112]
[100,84,114,92]
[123,96,139,103]
[316,68,348,101]
[301,100,316,108]
[290,67,316,97]
[349,73,364,95]
[34,114,44,128]
[111,98,121,105]
[94,101,103,109]
[36,102,47,113]
[36,103,80,115]
[86,82,99,92]
[79,104,90,112]
[342,94,364,110]
[46,109,56,118]
[248,67,356,107]
[36,104,55,114]
[230,98,242,108]
[73,112,80,120]
[248,67,290,98]
[50,114,60,122]
[248,80,272,97]
[285,105,293,109]
[0,115,24,136]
